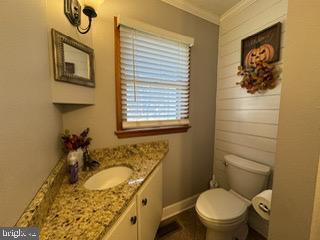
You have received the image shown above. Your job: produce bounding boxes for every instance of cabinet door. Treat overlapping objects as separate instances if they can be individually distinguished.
[103,200,138,240]
[137,163,163,240]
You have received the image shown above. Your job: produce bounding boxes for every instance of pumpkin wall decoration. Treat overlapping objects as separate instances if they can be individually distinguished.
[245,44,275,67]
[238,23,282,94]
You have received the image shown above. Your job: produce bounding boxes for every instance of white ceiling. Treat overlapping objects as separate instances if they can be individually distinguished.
[161,0,243,24]
[185,0,242,16]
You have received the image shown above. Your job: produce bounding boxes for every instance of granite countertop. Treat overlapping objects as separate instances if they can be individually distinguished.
[16,141,168,240]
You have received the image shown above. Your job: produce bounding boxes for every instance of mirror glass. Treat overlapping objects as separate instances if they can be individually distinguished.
[63,43,90,79]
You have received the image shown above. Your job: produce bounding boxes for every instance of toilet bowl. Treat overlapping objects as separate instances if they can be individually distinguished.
[196,155,271,240]
[196,188,249,240]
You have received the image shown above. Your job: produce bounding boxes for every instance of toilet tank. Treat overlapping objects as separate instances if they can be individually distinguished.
[224,155,271,200]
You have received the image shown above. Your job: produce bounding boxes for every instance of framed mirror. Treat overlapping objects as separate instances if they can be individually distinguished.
[51,29,95,87]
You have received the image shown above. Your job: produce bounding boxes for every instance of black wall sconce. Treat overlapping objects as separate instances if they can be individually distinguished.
[64,0,104,34]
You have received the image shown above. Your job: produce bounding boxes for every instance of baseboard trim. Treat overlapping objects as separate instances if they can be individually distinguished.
[161,194,200,221]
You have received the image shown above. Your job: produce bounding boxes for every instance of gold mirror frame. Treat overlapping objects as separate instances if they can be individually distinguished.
[51,29,95,87]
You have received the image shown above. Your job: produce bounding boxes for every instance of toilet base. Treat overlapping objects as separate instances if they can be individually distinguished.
[206,228,234,240]
[205,223,248,240]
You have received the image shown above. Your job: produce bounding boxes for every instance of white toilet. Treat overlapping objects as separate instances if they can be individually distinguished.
[196,154,271,240]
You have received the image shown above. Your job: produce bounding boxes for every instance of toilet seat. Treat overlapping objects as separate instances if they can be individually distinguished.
[196,188,248,225]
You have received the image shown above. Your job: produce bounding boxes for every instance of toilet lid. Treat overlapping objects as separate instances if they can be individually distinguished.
[196,188,247,223]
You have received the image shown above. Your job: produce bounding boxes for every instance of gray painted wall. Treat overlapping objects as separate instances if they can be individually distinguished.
[0,0,218,226]
[0,0,62,225]
[61,0,219,207]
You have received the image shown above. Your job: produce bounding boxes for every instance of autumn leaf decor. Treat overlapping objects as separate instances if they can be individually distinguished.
[237,61,279,94]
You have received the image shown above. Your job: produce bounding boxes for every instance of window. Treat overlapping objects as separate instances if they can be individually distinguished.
[114,17,194,138]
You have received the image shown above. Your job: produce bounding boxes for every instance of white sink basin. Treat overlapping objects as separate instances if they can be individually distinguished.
[84,166,133,190]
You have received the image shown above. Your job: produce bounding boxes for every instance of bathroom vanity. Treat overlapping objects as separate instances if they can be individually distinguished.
[103,163,162,240]
[16,141,168,240]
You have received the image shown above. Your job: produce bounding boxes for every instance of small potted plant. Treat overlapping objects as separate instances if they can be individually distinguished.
[61,128,99,170]
[61,128,98,183]
[61,128,92,167]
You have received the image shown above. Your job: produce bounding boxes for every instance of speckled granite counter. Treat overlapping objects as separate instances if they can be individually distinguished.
[16,141,168,240]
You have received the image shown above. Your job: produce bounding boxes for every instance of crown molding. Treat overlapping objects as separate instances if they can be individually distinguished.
[160,0,220,25]
[220,0,257,22]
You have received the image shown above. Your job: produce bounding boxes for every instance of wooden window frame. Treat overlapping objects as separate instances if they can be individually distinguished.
[114,17,191,138]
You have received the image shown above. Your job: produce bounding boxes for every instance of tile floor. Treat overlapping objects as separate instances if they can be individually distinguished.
[155,208,266,240]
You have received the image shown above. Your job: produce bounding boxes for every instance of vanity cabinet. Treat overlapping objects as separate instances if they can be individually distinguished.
[103,163,163,240]
[137,163,163,240]
[103,200,138,240]
[137,162,162,240]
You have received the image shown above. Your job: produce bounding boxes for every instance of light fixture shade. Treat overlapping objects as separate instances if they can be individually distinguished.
[84,0,104,9]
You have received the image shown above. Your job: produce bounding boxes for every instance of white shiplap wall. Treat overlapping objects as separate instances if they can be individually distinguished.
[214,0,288,236]
[214,0,287,187]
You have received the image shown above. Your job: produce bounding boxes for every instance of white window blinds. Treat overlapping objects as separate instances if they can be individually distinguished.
[119,25,192,129]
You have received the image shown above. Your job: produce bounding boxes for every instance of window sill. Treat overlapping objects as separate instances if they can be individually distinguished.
[115,125,191,138]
